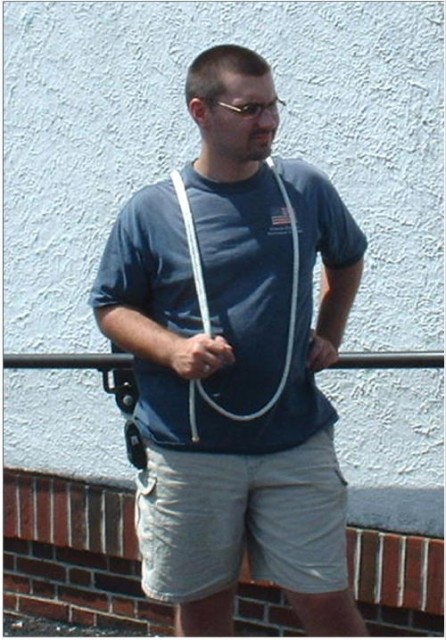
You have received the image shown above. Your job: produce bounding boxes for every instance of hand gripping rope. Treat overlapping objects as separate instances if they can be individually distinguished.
[170,158,300,442]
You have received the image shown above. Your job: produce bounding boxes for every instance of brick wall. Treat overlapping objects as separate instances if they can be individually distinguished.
[4,468,444,636]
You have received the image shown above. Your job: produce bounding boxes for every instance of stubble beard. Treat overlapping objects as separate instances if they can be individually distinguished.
[213,129,276,169]
[246,130,276,161]
[247,146,273,161]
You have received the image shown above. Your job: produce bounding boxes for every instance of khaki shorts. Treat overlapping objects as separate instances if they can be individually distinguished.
[135,426,348,604]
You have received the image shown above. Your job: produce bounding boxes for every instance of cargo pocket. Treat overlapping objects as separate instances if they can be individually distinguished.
[134,468,158,561]
[136,467,157,495]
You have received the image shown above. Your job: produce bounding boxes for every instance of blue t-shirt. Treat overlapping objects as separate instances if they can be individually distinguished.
[89,157,367,453]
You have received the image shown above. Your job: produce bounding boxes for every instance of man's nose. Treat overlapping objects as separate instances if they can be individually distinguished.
[257,107,278,128]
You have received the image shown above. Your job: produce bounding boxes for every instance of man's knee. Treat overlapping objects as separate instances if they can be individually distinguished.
[178,586,235,612]
[175,587,236,637]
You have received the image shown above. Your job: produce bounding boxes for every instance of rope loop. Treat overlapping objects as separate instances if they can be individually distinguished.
[171,158,300,441]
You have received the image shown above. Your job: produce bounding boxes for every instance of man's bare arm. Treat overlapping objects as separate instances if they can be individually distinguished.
[307,258,364,372]
[94,305,234,380]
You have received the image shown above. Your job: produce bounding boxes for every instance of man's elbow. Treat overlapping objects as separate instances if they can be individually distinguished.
[93,305,116,336]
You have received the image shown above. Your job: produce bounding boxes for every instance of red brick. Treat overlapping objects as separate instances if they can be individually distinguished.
[4,471,18,538]
[137,600,175,625]
[87,485,103,553]
[56,546,107,570]
[346,527,357,589]
[35,476,52,543]
[53,479,69,547]
[94,571,144,598]
[16,556,66,583]
[31,579,56,598]
[381,533,403,607]
[70,482,87,550]
[58,585,109,612]
[359,530,379,603]
[4,537,29,554]
[104,491,122,557]
[357,602,379,621]
[4,573,31,594]
[31,541,53,559]
[268,604,302,629]
[412,610,444,633]
[4,553,15,572]
[108,555,134,575]
[70,606,96,627]
[111,595,136,617]
[403,536,424,610]
[425,539,444,615]
[18,595,69,622]
[4,592,18,612]
[237,598,265,621]
[122,493,139,560]
[111,557,140,577]
[69,567,92,587]
[18,474,34,540]
[237,582,282,604]
[381,604,410,625]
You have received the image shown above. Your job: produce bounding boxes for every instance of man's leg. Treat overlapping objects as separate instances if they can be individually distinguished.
[245,428,368,636]
[284,587,368,636]
[175,586,236,637]
[135,447,247,632]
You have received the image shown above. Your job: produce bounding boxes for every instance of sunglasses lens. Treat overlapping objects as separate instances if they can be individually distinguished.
[241,104,262,117]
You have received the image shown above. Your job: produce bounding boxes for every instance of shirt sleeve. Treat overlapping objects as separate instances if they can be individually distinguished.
[315,172,368,269]
[88,199,153,310]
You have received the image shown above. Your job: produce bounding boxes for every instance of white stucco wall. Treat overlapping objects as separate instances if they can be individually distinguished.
[4,1,444,536]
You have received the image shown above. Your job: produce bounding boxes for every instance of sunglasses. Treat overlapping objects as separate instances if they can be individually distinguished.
[216,97,286,119]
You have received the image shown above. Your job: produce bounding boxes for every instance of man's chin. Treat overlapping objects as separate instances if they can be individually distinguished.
[248,146,273,161]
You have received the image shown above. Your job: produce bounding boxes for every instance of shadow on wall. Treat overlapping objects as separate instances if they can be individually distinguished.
[347,486,444,538]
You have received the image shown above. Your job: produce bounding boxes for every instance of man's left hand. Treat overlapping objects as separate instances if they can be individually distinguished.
[306,334,339,372]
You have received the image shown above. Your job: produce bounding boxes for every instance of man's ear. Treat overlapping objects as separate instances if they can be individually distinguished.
[189,98,210,127]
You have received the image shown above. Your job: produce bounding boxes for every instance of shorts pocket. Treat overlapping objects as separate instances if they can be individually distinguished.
[136,468,157,496]
[135,468,157,538]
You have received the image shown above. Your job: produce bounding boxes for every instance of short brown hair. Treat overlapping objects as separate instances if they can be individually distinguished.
[185,44,271,106]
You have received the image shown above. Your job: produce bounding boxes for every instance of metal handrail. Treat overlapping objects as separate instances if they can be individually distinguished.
[3,351,444,370]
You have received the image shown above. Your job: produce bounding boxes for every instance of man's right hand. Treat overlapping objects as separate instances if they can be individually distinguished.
[169,333,235,380]
[94,306,235,380]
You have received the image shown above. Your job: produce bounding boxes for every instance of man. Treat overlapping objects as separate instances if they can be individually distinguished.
[90,44,368,636]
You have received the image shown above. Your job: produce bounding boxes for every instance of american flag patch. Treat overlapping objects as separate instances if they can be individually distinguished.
[271,207,291,226]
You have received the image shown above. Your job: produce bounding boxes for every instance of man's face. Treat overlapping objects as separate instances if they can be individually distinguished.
[204,71,280,164]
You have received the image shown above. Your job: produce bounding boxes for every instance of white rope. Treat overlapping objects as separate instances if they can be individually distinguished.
[171,158,300,442]
[170,170,213,336]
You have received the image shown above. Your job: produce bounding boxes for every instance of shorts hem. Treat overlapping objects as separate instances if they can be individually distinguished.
[141,577,240,605]
[252,574,349,595]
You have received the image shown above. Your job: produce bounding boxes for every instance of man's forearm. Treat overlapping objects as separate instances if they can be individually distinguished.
[94,305,235,380]
[315,259,364,350]
[94,305,183,367]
